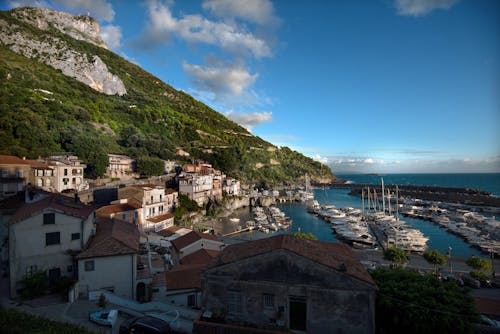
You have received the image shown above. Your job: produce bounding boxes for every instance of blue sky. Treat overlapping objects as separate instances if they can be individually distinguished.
[4,0,500,173]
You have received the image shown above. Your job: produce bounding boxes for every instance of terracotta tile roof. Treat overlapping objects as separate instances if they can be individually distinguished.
[96,203,141,216]
[7,194,95,226]
[0,155,31,165]
[211,234,377,287]
[156,226,182,237]
[76,218,139,259]
[131,184,159,189]
[181,249,220,265]
[146,213,174,223]
[171,231,220,251]
[165,188,177,195]
[165,264,204,290]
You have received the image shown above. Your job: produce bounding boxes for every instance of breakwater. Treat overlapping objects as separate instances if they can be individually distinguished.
[339,184,500,208]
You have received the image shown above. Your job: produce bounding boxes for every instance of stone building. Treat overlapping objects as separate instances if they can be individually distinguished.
[198,234,377,333]
[106,154,136,179]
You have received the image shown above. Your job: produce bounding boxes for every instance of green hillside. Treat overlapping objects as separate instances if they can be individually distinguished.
[0,8,336,185]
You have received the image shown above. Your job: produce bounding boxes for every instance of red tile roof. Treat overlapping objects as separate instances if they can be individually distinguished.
[0,155,31,165]
[146,213,174,223]
[76,218,139,259]
[181,249,220,265]
[165,264,204,290]
[171,231,220,251]
[96,203,141,216]
[7,194,95,225]
[156,226,182,237]
[211,234,376,287]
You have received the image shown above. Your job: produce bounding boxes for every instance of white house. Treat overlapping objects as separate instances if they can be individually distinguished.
[76,218,139,300]
[7,193,95,297]
[170,231,225,265]
[223,177,240,196]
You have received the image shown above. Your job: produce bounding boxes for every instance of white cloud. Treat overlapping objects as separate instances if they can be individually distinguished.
[7,0,49,7]
[183,57,258,98]
[225,111,272,131]
[141,0,272,58]
[364,158,375,164]
[100,24,122,49]
[394,0,459,17]
[7,0,115,22]
[51,0,115,22]
[202,0,278,26]
[313,154,329,165]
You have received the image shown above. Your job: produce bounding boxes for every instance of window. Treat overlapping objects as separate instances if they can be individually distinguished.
[25,265,37,279]
[188,294,196,307]
[64,169,68,176]
[43,213,55,225]
[160,194,163,201]
[45,232,60,246]
[122,213,126,220]
[84,260,95,271]
[67,265,73,272]
[63,178,69,185]
[263,293,275,309]
[71,232,80,240]
[227,291,242,314]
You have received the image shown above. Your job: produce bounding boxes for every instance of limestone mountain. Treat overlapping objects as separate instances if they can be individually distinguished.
[0,7,337,185]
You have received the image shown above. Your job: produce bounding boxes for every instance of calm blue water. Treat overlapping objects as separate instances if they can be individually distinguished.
[337,173,500,197]
[236,187,485,258]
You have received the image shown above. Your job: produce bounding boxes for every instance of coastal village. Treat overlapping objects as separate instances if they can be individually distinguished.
[0,3,499,333]
[1,153,499,333]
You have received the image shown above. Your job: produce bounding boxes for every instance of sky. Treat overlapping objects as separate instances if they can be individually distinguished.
[3,0,500,174]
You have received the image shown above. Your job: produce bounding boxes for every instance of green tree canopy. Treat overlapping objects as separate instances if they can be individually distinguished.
[136,156,164,177]
[424,250,448,273]
[383,247,409,266]
[466,255,492,272]
[371,268,478,334]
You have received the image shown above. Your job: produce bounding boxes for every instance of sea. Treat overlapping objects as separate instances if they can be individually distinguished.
[229,173,500,258]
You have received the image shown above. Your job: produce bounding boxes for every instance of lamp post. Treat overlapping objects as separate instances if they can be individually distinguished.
[448,246,452,274]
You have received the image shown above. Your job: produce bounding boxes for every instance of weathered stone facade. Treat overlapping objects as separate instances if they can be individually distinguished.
[201,236,377,333]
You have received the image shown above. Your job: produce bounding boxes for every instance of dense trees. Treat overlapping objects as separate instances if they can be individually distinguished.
[136,156,164,177]
[0,13,335,185]
[466,255,492,272]
[372,268,478,334]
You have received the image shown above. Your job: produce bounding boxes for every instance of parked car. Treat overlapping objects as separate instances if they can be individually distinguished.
[89,309,118,326]
[119,316,172,334]
[442,274,464,286]
[462,275,481,288]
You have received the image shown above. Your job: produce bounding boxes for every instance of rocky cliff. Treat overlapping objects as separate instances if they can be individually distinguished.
[0,7,126,96]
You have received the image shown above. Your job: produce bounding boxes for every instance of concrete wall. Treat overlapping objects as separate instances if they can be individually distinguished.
[180,239,224,259]
[78,254,136,299]
[202,249,376,334]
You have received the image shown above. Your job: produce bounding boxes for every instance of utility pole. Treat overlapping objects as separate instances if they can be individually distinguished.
[448,246,452,274]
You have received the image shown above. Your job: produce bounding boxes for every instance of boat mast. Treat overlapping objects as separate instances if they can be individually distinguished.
[396,185,399,221]
[381,177,385,215]
[361,188,365,215]
[387,188,392,215]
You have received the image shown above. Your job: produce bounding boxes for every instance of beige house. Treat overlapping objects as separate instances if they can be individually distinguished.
[117,184,178,232]
[95,202,142,225]
[36,155,88,193]
[106,154,136,179]
[0,155,33,199]
[7,193,95,297]
[76,218,139,300]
